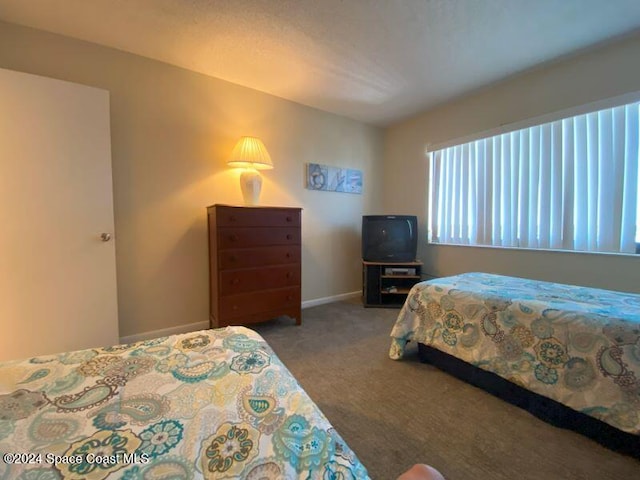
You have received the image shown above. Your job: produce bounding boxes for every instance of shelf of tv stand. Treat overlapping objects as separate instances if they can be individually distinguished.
[362,261,421,265]
[362,260,423,308]
[381,288,413,295]
[381,275,421,279]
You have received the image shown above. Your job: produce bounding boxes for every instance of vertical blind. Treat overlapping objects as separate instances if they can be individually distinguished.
[429,102,640,253]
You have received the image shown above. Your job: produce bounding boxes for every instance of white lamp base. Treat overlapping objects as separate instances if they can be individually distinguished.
[240,169,263,205]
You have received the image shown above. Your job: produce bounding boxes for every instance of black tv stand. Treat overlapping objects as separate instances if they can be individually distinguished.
[362,260,423,308]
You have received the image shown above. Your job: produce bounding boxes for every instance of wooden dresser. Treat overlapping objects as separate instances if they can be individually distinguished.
[207,204,302,327]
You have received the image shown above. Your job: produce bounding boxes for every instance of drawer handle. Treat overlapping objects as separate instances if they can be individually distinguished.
[286,234,292,240]
[230,234,238,241]
[229,215,236,222]
[286,295,293,301]
[232,305,239,311]
[286,272,292,279]
[229,255,237,262]
[285,252,291,258]
[232,278,240,285]
[286,216,292,222]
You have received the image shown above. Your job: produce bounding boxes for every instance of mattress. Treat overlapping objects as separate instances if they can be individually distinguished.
[0,327,369,479]
[389,272,640,436]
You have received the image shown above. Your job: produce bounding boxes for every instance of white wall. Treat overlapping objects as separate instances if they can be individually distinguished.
[0,21,384,337]
[383,32,640,293]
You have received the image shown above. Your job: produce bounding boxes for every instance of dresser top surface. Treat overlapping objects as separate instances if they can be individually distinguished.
[208,204,302,212]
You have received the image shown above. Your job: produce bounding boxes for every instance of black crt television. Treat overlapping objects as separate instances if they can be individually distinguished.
[362,215,418,262]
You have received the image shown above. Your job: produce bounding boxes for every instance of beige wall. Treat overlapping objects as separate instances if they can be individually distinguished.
[0,21,384,337]
[383,32,640,293]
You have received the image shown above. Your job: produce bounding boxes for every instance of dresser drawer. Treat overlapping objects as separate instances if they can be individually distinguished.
[216,206,301,227]
[219,287,300,319]
[219,245,300,270]
[218,227,300,248]
[218,306,301,327]
[220,265,300,295]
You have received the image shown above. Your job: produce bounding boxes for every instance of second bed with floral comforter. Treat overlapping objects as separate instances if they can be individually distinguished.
[390,272,640,436]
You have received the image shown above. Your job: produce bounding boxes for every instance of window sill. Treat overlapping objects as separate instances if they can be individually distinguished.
[427,241,640,258]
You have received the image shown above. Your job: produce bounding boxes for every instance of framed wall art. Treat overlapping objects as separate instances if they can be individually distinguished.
[306,163,362,194]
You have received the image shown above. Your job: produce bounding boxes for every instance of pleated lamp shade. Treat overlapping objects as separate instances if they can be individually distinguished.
[226,136,273,205]
[227,136,273,170]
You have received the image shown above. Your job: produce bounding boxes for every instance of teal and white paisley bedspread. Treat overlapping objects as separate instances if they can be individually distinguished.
[390,272,640,435]
[0,327,370,479]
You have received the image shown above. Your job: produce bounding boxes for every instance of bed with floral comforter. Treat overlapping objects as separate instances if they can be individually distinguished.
[0,327,369,479]
[390,272,640,437]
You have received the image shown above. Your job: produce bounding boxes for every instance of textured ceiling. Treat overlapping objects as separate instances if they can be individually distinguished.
[1,0,640,126]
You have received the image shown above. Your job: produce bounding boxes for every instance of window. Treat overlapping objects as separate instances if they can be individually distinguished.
[428,101,640,254]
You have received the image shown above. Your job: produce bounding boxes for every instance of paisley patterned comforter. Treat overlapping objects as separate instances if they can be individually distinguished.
[390,272,640,435]
[0,327,369,479]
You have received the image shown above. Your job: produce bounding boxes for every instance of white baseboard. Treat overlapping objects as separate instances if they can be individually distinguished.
[302,291,360,309]
[119,320,210,344]
[120,293,360,343]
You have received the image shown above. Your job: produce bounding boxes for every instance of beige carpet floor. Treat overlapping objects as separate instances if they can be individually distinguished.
[253,298,640,480]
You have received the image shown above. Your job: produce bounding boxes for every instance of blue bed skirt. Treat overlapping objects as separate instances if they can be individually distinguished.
[418,343,640,459]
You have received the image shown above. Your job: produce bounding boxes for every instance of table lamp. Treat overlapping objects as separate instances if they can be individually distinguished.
[227,136,273,205]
